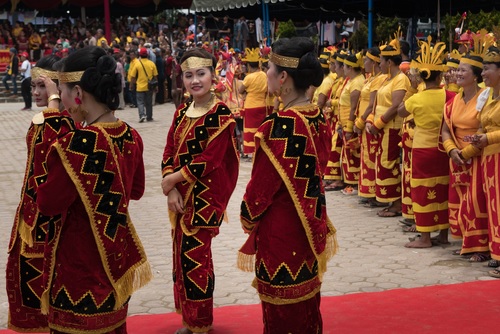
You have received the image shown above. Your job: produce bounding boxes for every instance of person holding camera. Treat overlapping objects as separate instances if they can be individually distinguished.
[129,47,158,122]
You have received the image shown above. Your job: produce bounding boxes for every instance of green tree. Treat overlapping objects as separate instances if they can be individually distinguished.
[350,20,368,51]
[276,19,297,39]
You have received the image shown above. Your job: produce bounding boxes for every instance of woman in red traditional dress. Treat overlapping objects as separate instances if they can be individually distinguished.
[398,37,455,248]
[161,48,239,334]
[474,46,500,275]
[354,47,387,207]
[441,32,491,262]
[338,52,365,195]
[36,46,152,333]
[366,41,410,217]
[238,48,269,161]
[238,37,337,334]
[6,55,73,332]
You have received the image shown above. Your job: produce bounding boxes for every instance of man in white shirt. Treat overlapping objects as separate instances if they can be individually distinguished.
[19,52,32,111]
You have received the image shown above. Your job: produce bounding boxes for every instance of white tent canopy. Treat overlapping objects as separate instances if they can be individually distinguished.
[191,0,288,12]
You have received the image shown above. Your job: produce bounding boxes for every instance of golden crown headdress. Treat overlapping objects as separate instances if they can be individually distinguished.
[381,26,403,57]
[461,29,495,68]
[448,49,463,61]
[241,48,261,63]
[410,36,447,78]
[484,46,500,63]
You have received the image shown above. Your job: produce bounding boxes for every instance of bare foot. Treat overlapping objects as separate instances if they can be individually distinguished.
[405,238,432,248]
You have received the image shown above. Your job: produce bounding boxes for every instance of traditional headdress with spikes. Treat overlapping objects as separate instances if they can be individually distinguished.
[241,48,261,63]
[461,29,495,69]
[445,49,462,69]
[484,46,500,63]
[380,26,403,57]
[410,36,447,78]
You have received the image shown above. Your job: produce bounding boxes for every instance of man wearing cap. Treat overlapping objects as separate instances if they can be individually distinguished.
[19,52,32,110]
[129,47,158,122]
[2,48,19,97]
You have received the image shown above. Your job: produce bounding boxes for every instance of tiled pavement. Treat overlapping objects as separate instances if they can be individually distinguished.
[0,102,495,329]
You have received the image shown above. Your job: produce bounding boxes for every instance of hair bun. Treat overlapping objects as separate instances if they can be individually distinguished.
[96,55,116,75]
[81,67,102,91]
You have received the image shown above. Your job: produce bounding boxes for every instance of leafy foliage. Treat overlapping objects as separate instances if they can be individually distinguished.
[277,19,297,39]
[442,10,500,48]
[350,20,368,51]
[375,17,405,45]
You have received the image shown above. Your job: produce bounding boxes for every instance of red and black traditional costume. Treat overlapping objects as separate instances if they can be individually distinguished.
[36,120,151,333]
[238,104,337,334]
[7,109,74,332]
[162,99,239,333]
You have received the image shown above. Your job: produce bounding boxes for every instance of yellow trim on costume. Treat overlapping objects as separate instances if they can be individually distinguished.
[410,176,450,187]
[411,201,448,213]
[442,139,458,155]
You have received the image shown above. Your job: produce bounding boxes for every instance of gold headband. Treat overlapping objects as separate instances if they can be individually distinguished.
[446,61,459,69]
[180,57,213,71]
[460,57,483,69]
[269,52,299,68]
[484,51,500,63]
[31,67,58,80]
[58,71,85,83]
[366,52,380,63]
[380,48,400,56]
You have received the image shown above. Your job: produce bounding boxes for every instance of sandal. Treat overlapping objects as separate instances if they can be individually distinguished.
[341,186,358,195]
[452,249,462,256]
[358,198,371,205]
[377,206,402,218]
[399,219,415,227]
[488,268,500,278]
[488,259,500,268]
[402,224,418,233]
[468,252,491,263]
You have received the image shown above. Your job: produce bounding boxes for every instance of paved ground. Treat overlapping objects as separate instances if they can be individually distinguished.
[0,102,495,329]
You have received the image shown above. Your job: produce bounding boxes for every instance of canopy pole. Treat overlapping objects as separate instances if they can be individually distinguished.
[104,0,111,43]
[368,0,373,48]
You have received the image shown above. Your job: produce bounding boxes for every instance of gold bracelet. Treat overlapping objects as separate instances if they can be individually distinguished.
[355,117,366,130]
[373,117,387,130]
[442,139,458,156]
[344,120,355,132]
[47,94,61,103]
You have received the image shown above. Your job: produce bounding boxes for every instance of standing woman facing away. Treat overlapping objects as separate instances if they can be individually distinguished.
[36,46,151,333]
[238,37,337,334]
[161,48,239,334]
[6,55,73,332]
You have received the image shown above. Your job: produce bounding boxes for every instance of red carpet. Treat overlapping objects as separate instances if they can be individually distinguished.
[3,280,499,333]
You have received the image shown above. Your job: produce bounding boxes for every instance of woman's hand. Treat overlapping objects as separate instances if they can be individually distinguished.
[449,149,465,166]
[40,75,59,96]
[344,130,353,141]
[167,188,184,213]
[471,134,488,149]
[161,174,176,196]
[365,123,379,137]
[353,124,362,135]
